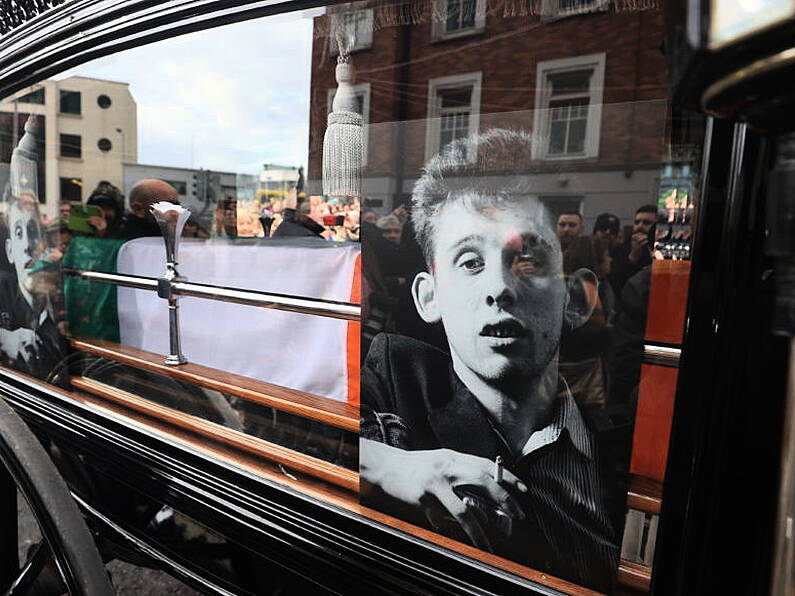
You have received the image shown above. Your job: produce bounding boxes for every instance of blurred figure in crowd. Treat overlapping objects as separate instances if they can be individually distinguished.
[609,205,657,297]
[557,210,583,249]
[273,189,323,238]
[89,180,124,207]
[59,201,73,221]
[361,209,378,225]
[559,235,614,410]
[592,213,620,247]
[121,179,180,239]
[86,193,123,238]
[609,211,655,406]
[376,214,401,245]
[215,197,238,237]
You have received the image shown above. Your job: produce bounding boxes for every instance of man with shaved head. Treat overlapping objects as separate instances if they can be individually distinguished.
[121,178,180,239]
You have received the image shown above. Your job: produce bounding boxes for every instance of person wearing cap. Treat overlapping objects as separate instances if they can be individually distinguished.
[593,213,620,246]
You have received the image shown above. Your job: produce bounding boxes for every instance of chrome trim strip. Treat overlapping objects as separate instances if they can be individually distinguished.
[64,268,361,322]
[643,344,681,368]
[66,269,159,291]
[73,493,236,596]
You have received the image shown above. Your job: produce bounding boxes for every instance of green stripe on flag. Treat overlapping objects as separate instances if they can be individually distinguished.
[63,237,127,342]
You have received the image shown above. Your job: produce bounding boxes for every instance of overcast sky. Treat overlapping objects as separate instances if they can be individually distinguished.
[58,10,320,175]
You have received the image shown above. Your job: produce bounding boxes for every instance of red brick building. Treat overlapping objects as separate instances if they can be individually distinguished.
[308,0,668,229]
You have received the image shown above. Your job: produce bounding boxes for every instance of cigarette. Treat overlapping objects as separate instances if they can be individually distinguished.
[494,455,504,483]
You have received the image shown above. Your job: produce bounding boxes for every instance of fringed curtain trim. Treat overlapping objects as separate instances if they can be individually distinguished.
[314,0,661,40]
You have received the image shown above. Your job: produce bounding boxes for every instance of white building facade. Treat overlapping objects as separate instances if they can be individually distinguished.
[0,76,138,218]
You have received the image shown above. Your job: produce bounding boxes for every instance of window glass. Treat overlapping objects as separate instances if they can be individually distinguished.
[446,0,476,31]
[60,177,82,203]
[0,2,704,593]
[59,133,82,158]
[59,90,81,115]
[17,88,44,104]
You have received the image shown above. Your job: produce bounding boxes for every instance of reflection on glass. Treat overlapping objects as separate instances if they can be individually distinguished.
[74,356,357,471]
[0,1,709,592]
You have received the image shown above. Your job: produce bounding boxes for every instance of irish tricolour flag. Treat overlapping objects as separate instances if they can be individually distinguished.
[64,236,360,403]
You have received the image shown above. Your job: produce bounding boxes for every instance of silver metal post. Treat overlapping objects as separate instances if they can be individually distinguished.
[151,202,190,365]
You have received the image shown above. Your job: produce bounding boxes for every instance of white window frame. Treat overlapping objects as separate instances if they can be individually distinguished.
[327,82,371,166]
[541,0,608,19]
[328,8,374,54]
[431,0,486,42]
[424,72,482,162]
[532,53,605,161]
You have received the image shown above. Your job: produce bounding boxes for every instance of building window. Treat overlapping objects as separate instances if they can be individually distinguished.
[425,72,482,161]
[541,196,583,222]
[165,180,187,195]
[533,53,605,160]
[59,90,81,115]
[60,133,82,158]
[97,138,112,152]
[97,94,112,109]
[542,0,608,18]
[329,8,373,53]
[327,83,371,166]
[17,88,44,104]
[432,0,486,40]
[60,177,82,203]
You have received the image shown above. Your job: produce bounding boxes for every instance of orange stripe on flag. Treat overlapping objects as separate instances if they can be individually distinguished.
[346,254,361,405]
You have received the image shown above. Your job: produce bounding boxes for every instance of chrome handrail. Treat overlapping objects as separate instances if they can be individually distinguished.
[642,344,681,368]
[63,268,361,322]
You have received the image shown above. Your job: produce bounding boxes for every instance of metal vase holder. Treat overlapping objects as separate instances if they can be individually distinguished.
[151,202,190,365]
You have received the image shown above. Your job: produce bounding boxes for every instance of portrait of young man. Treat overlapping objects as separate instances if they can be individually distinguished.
[360,129,625,592]
[0,116,62,379]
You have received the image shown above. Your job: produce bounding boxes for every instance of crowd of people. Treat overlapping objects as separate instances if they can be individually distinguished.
[258,193,361,241]
[19,170,658,414]
[554,206,657,411]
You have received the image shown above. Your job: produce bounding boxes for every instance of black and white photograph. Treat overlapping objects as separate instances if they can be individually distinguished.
[0,115,63,380]
[360,129,630,592]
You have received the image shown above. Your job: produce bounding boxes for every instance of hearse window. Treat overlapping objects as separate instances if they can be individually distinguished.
[0,1,705,593]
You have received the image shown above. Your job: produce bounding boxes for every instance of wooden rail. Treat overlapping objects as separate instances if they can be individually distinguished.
[70,339,359,433]
[618,560,651,592]
[62,342,659,594]
[626,475,662,515]
[70,375,359,493]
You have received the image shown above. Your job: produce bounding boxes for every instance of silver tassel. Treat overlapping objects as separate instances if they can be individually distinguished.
[322,55,363,198]
[11,115,39,199]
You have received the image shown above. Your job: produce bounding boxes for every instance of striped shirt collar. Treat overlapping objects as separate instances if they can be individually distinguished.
[519,381,592,460]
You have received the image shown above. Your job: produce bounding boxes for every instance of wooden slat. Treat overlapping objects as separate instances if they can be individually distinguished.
[626,474,662,515]
[70,375,358,493]
[645,259,690,345]
[618,560,651,592]
[630,364,678,481]
[70,338,359,433]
